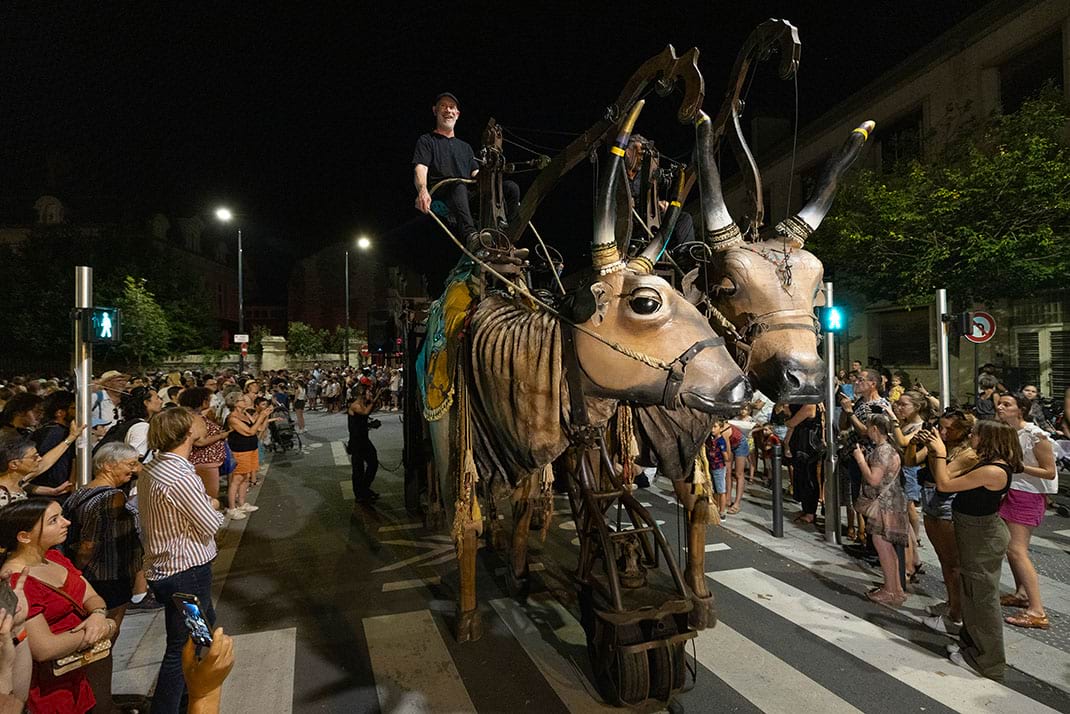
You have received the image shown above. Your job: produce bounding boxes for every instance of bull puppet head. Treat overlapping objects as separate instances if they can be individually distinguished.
[571,101,750,414]
[694,113,875,403]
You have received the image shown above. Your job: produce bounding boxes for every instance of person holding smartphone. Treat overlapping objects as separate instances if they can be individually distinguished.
[348,384,381,505]
[224,393,278,520]
[920,420,1020,680]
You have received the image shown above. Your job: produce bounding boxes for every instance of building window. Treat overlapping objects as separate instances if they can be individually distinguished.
[879,109,923,172]
[875,308,931,366]
[1000,31,1064,113]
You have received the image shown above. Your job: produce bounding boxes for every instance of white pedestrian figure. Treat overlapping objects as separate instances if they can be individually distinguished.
[100,311,113,338]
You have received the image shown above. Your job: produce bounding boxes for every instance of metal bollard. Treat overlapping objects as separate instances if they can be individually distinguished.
[771,443,783,537]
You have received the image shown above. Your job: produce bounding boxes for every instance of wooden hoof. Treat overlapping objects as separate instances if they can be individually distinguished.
[506,566,530,597]
[456,608,483,643]
[688,591,716,631]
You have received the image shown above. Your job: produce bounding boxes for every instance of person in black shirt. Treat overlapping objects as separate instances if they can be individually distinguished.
[348,384,380,505]
[413,92,519,238]
[29,390,77,500]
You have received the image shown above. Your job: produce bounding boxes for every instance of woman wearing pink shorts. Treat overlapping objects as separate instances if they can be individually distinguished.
[996,392,1058,629]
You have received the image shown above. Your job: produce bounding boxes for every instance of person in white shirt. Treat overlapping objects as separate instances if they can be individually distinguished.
[996,392,1057,630]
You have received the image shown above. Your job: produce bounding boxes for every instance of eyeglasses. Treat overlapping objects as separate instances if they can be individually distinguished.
[941,407,966,418]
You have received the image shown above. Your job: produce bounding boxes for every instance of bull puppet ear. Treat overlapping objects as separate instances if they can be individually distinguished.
[589,281,612,326]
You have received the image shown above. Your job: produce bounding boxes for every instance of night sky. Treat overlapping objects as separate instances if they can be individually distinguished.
[1,1,981,299]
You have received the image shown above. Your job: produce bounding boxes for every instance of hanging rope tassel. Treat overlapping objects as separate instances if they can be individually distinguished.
[539,463,554,542]
[692,447,719,525]
[452,355,483,556]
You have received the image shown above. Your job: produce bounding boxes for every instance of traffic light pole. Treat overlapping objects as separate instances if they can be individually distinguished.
[238,228,245,375]
[73,266,92,488]
[937,288,951,410]
[823,281,840,544]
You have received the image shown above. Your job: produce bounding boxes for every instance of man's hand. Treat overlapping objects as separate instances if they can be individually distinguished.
[415,188,431,214]
[838,394,853,412]
[68,422,87,441]
[182,629,234,700]
[34,483,73,497]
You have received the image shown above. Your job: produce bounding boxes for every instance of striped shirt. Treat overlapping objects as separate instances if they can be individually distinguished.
[140,452,223,580]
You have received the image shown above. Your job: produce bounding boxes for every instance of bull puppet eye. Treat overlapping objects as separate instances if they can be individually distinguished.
[629,289,662,315]
[713,276,737,297]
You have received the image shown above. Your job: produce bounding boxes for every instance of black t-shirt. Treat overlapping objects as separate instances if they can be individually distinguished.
[32,422,74,494]
[413,132,477,181]
[950,462,1011,516]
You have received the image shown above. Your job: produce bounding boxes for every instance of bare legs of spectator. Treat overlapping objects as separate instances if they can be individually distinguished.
[1005,522,1046,620]
[195,464,221,501]
[228,472,248,510]
[871,533,906,603]
[924,515,962,622]
[295,406,305,432]
[728,455,747,513]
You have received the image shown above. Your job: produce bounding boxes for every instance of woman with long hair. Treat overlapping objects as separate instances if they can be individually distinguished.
[293,380,307,434]
[118,387,164,461]
[180,388,230,501]
[887,390,932,580]
[910,408,977,635]
[0,499,117,713]
[852,413,910,606]
[996,391,1057,630]
[921,420,1022,680]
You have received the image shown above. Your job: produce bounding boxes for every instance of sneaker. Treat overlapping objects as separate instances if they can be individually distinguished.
[946,642,961,655]
[948,651,979,675]
[128,593,164,611]
[923,614,962,636]
[926,601,950,617]
[240,503,259,512]
[226,508,247,520]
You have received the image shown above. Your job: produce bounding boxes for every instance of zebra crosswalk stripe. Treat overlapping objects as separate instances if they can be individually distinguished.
[711,567,1063,714]
[695,621,862,714]
[363,609,476,713]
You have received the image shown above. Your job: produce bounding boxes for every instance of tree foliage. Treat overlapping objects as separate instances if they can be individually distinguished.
[811,91,1070,305]
[114,276,171,367]
[286,321,325,357]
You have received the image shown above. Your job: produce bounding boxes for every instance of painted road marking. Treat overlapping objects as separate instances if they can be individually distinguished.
[382,577,442,592]
[711,568,1062,713]
[490,594,618,712]
[363,609,476,713]
[694,621,862,713]
[331,441,349,466]
[705,542,731,552]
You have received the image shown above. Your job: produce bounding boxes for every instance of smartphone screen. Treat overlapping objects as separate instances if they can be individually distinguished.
[173,593,213,648]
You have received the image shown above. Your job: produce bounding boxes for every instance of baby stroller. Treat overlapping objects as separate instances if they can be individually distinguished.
[268,405,301,452]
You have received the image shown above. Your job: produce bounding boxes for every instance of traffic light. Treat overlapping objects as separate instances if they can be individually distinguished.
[816,305,847,333]
[85,307,122,344]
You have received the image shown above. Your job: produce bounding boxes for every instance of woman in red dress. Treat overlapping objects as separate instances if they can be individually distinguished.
[0,499,116,713]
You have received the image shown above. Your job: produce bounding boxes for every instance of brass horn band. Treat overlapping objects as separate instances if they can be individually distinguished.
[592,101,646,271]
[694,111,743,252]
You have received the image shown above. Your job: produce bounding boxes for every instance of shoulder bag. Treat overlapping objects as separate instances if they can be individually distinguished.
[30,575,112,676]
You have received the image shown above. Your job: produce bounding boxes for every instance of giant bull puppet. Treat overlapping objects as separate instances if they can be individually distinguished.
[421,102,751,643]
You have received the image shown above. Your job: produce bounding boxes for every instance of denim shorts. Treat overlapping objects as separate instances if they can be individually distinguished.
[903,466,922,504]
[732,439,750,458]
[711,467,727,494]
[922,483,955,520]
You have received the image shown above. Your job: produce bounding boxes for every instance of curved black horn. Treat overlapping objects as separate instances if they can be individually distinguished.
[695,111,743,252]
[592,101,645,270]
[629,169,686,274]
[776,120,876,246]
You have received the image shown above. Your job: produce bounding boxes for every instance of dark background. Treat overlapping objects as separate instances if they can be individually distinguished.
[0,1,981,297]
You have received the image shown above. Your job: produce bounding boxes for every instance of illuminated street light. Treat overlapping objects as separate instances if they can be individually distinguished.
[215,206,245,373]
[345,236,373,366]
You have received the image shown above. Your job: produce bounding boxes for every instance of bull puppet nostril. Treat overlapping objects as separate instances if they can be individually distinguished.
[785,370,803,389]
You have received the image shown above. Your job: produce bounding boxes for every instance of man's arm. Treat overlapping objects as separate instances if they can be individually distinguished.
[414,164,431,213]
[167,477,225,540]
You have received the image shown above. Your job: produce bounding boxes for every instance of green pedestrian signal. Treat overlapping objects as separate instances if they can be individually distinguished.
[85,307,121,344]
[817,306,846,333]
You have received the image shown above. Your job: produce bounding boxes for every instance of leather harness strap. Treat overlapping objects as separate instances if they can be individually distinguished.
[561,324,591,430]
[661,336,725,408]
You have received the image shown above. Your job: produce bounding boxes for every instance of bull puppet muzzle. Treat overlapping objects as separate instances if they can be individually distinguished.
[667,337,753,414]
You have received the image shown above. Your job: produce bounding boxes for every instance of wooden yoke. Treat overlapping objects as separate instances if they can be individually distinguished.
[507,45,705,245]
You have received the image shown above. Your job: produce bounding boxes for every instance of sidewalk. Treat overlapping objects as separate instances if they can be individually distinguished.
[658,473,1070,695]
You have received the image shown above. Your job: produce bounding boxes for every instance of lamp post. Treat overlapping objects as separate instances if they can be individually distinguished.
[215,207,245,374]
[345,236,372,367]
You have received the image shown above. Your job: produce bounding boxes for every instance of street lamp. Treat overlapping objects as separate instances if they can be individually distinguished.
[216,206,245,374]
[345,236,372,367]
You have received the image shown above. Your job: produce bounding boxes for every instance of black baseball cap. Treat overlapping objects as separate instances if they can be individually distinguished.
[434,92,460,107]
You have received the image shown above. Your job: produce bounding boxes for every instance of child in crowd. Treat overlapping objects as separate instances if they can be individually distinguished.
[705,420,732,519]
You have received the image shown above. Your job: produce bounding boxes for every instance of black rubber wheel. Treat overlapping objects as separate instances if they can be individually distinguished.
[581,589,649,707]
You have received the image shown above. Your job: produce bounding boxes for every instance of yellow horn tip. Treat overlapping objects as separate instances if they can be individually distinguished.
[620,100,645,136]
[695,111,710,126]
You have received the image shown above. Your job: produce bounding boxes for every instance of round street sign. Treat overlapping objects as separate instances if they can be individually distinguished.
[964,311,996,344]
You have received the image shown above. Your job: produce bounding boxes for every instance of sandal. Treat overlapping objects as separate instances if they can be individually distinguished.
[727,504,741,515]
[1000,594,1029,608]
[1005,612,1050,630]
[846,527,857,541]
[866,589,907,607]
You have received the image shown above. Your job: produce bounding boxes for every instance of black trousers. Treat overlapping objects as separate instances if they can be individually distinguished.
[792,456,820,516]
[440,180,520,236]
[351,438,379,499]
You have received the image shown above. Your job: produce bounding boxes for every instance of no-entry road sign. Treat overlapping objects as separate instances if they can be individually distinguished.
[964,311,996,344]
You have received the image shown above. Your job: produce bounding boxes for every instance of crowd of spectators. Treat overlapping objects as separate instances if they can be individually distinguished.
[0,361,410,713]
